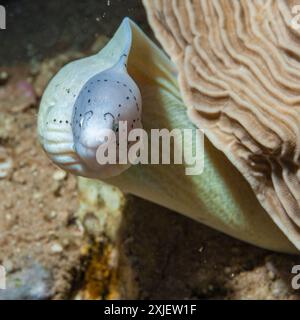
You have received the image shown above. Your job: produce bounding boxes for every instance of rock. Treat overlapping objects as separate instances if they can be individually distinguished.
[0,263,53,300]
[52,170,67,181]
[272,279,290,298]
[2,260,14,273]
[33,192,43,200]
[265,259,278,281]
[0,147,13,179]
[50,243,63,254]
[51,170,67,196]
[47,211,57,220]
[0,71,9,85]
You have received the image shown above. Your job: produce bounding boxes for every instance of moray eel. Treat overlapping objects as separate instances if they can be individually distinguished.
[38,18,298,254]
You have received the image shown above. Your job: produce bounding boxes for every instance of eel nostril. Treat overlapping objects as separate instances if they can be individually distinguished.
[84,111,93,120]
[80,118,84,128]
[79,111,93,128]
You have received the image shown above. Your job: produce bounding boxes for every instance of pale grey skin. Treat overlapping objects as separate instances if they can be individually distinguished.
[71,59,142,175]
